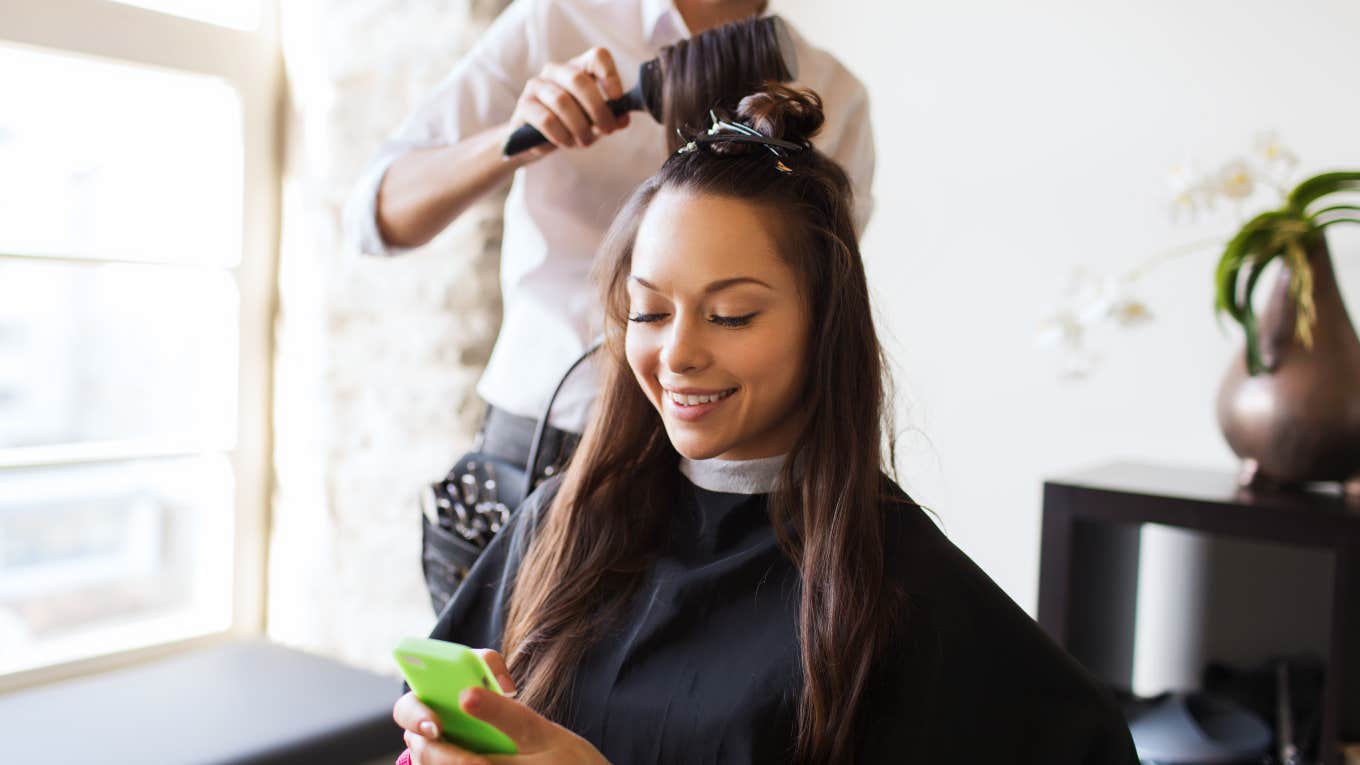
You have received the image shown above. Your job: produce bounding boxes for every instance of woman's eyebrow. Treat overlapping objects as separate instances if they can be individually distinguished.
[628,275,660,292]
[703,277,773,294]
[629,275,773,293]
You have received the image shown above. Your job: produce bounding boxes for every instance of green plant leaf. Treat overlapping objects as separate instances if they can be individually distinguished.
[1288,171,1360,214]
[1239,248,1276,375]
[1214,211,1288,321]
[1309,203,1360,221]
[1211,169,1360,374]
[1212,212,1321,375]
[1216,216,1264,318]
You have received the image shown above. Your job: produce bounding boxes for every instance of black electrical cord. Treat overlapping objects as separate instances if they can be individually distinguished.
[521,337,603,502]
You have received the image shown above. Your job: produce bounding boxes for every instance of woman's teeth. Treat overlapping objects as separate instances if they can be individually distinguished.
[666,388,736,406]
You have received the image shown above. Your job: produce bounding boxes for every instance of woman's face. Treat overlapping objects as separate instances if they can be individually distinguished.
[625,188,809,461]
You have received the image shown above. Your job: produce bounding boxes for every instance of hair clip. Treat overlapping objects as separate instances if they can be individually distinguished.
[675,127,695,153]
[675,110,805,167]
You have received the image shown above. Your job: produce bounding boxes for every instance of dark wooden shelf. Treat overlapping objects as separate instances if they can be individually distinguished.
[1038,461,1360,765]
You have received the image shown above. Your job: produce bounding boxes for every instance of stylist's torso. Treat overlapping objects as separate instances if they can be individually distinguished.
[349,0,876,432]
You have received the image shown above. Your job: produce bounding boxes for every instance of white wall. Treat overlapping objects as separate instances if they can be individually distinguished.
[776,0,1360,689]
[269,0,511,674]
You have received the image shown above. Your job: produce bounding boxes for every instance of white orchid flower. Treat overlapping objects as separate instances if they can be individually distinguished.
[1036,270,1151,378]
[1110,295,1152,327]
[1250,130,1298,196]
[1036,271,1098,353]
[1043,132,1309,381]
[1167,160,1216,221]
[1035,311,1080,349]
[1082,275,1153,328]
[1216,158,1256,200]
[1035,310,1099,379]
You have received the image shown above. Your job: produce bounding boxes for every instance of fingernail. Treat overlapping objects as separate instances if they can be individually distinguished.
[419,720,438,738]
[497,673,516,692]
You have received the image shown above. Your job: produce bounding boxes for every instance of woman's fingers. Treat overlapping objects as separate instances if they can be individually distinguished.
[473,649,517,695]
[459,686,546,751]
[394,691,442,739]
[406,731,491,765]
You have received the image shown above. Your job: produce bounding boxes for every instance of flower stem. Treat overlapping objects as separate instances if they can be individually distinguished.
[1123,236,1227,282]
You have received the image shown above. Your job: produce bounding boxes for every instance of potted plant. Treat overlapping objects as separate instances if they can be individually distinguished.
[1037,138,1360,493]
[1214,170,1360,491]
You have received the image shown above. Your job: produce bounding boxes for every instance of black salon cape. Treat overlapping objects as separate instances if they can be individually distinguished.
[419,473,1138,764]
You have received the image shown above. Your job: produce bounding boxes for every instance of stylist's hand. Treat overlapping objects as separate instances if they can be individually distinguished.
[395,648,612,765]
[507,46,632,161]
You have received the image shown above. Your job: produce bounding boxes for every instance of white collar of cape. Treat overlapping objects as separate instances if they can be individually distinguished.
[679,453,787,495]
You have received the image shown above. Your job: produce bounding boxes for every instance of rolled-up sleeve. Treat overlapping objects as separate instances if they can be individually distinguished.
[344,0,542,257]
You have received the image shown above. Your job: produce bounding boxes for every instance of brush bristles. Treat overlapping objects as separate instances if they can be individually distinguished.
[657,15,796,153]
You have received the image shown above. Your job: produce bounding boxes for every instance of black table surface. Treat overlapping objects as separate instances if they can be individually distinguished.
[1046,461,1360,546]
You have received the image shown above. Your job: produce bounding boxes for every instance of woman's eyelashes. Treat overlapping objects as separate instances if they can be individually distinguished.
[627,311,759,327]
[708,311,758,327]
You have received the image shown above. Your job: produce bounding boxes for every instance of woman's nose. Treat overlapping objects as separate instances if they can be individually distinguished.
[659,317,710,374]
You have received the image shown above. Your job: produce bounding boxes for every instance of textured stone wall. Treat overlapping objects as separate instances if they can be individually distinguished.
[269,0,510,675]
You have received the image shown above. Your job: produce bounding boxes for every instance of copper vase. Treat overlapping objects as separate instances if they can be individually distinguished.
[1216,235,1360,494]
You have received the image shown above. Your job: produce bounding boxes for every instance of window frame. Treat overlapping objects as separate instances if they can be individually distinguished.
[0,0,280,693]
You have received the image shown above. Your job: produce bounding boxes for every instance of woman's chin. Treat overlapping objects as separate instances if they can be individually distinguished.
[665,430,731,462]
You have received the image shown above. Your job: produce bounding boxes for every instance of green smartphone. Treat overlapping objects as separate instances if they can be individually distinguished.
[393,637,519,755]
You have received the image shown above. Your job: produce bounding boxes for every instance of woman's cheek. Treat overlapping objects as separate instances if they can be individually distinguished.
[739,324,788,379]
[748,321,806,414]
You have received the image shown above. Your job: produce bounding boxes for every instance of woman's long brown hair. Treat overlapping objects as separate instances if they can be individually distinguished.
[502,85,905,764]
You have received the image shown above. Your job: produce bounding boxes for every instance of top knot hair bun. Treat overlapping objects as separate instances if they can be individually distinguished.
[735,83,825,147]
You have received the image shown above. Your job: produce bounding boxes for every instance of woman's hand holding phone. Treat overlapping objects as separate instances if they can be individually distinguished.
[394,647,612,765]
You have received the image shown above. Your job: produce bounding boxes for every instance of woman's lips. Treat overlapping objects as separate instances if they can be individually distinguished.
[663,387,737,422]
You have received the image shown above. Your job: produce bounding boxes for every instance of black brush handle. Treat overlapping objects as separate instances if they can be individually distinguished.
[503,87,645,157]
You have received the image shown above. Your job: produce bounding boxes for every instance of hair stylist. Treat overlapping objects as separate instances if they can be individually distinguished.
[345,0,876,608]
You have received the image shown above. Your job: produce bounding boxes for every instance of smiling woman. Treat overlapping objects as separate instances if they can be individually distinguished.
[393,85,1139,765]
[625,191,809,460]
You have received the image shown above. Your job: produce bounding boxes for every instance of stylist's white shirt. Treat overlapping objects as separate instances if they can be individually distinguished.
[346,0,876,431]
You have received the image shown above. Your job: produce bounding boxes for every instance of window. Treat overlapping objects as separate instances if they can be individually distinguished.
[0,0,278,687]
[109,0,262,31]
